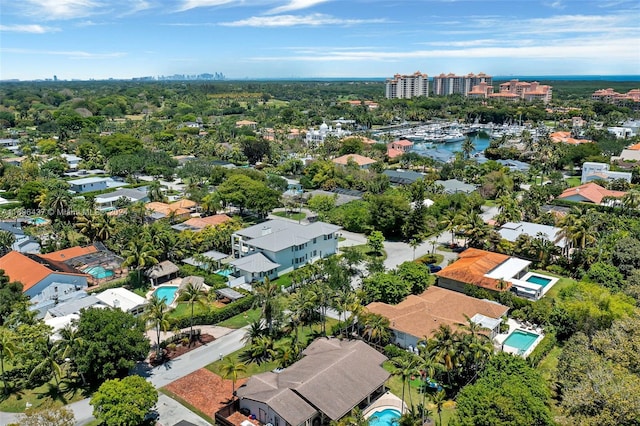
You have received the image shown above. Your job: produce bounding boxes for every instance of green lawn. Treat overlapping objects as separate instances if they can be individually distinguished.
[273,211,306,221]
[168,301,210,319]
[217,308,261,329]
[0,380,88,413]
[345,243,387,261]
[534,269,577,300]
[383,362,456,425]
[564,176,581,187]
[537,345,562,416]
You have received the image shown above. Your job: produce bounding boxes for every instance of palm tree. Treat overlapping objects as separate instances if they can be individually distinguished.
[93,212,116,242]
[29,339,63,390]
[183,282,207,343]
[252,277,281,336]
[148,180,166,203]
[240,335,274,365]
[0,230,15,256]
[122,240,159,283]
[201,192,221,215]
[409,238,420,260]
[361,312,391,347]
[429,325,459,386]
[219,356,247,398]
[390,355,419,414]
[145,294,170,360]
[431,390,447,426]
[242,320,266,346]
[0,327,16,394]
[461,137,475,160]
[622,189,640,213]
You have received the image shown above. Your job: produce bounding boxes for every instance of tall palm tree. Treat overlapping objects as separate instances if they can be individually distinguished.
[148,180,166,203]
[29,339,63,390]
[429,325,459,386]
[390,355,419,414]
[431,390,447,426]
[145,294,170,360]
[122,240,159,283]
[0,230,15,256]
[57,325,86,385]
[0,327,17,394]
[182,282,207,343]
[252,277,281,336]
[93,212,116,242]
[219,356,247,398]
[461,137,475,160]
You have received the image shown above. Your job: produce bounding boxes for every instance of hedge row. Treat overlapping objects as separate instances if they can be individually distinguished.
[167,294,256,329]
[527,330,557,367]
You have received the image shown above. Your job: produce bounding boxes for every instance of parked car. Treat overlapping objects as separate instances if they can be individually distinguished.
[452,246,467,253]
[427,264,442,273]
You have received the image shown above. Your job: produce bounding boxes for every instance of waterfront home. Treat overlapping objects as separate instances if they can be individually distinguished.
[366,286,509,349]
[230,219,340,283]
[235,338,389,426]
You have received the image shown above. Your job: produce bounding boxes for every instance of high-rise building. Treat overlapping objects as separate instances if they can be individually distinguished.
[432,72,493,96]
[385,71,429,99]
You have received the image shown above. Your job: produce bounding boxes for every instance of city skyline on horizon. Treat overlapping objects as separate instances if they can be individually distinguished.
[1,0,639,81]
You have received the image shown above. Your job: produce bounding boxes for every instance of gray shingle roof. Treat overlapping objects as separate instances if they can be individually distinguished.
[236,338,390,423]
[235,219,341,253]
[230,253,280,273]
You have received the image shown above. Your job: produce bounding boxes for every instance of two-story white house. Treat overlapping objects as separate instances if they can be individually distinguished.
[230,219,341,283]
[581,161,632,184]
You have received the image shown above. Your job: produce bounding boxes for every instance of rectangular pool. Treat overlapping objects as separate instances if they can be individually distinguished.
[503,330,539,353]
[526,274,552,287]
[152,286,179,305]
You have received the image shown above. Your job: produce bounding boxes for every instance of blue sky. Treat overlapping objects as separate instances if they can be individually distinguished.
[1,0,639,80]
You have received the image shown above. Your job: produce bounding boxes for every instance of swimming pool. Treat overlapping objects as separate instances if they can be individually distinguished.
[526,274,552,287]
[29,217,48,225]
[215,269,233,277]
[368,408,401,426]
[503,330,539,354]
[153,286,179,305]
[82,265,114,279]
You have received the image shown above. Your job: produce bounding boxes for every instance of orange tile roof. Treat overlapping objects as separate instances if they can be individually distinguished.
[628,143,640,151]
[435,248,511,291]
[550,131,591,145]
[387,148,404,159]
[558,182,626,204]
[170,199,197,209]
[40,245,98,262]
[393,139,414,147]
[366,286,508,340]
[0,251,52,291]
[182,214,232,230]
[0,251,85,292]
[146,202,190,217]
[332,154,377,167]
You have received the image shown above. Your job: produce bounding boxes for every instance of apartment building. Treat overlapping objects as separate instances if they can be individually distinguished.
[432,72,493,96]
[491,80,553,103]
[385,71,429,99]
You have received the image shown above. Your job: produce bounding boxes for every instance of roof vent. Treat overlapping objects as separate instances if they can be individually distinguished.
[261,226,272,236]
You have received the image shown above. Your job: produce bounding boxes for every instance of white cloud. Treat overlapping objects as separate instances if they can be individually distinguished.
[2,47,126,59]
[0,24,59,33]
[248,36,639,62]
[22,0,101,20]
[267,0,331,14]
[545,1,565,10]
[221,13,385,27]
[176,0,237,12]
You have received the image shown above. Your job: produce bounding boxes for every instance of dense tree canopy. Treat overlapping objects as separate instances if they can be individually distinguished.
[90,375,157,426]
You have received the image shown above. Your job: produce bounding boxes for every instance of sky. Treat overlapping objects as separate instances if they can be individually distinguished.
[1,0,639,81]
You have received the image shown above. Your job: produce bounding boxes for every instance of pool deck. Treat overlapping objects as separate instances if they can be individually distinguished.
[362,391,406,418]
[494,318,544,358]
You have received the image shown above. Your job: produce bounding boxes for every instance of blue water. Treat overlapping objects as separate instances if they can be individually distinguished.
[29,217,48,225]
[83,266,114,279]
[368,408,401,426]
[215,269,233,277]
[504,330,539,352]
[412,135,490,162]
[526,274,552,287]
[153,286,179,305]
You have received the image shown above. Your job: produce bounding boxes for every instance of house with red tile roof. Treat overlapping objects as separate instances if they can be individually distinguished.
[0,251,88,316]
[331,154,377,169]
[550,131,591,145]
[557,182,627,205]
[171,214,233,232]
[366,286,509,349]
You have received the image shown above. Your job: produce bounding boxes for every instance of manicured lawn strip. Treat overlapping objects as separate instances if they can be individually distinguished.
[383,362,456,424]
[272,274,293,288]
[206,349,279,379]
[273,211,306,221]
[169,301,211,318]
[217,308,261,329]
[416,253,444,265]
[0,381,88,413]
[534,270,577,300]
[564,176,581,187]
[345,243,387,261]
[158,388,214,424]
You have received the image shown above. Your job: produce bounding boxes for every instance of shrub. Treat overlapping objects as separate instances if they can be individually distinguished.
[167,294,255,329]
[527,331,557,367]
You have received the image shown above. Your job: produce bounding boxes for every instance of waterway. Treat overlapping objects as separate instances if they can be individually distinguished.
[411,134,490,162]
